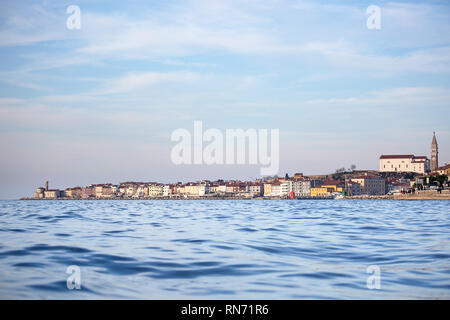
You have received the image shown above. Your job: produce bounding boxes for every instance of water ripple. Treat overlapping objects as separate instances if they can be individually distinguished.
[0,199,449,299]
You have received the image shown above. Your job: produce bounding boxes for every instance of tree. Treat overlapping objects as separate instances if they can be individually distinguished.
[432,175,448,186]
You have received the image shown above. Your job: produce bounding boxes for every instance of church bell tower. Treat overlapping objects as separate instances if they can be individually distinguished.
[431,132,438,171]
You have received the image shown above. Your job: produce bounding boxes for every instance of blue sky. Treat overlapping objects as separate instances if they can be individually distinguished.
[0,0,449,198]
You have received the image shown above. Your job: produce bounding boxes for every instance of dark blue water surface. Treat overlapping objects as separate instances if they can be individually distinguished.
[0,200,449,299]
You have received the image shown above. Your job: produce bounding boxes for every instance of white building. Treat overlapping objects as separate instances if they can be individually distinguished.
[198,183,210,196]
[379,154,430,174]
[163,185,171,197]
[280,181,293,196]
[266,182,282,197]
[293,180,311,197]
[278,180,312,197]
[217,184,227,194]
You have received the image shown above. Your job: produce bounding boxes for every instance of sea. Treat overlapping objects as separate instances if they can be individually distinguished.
[0,200,449,299]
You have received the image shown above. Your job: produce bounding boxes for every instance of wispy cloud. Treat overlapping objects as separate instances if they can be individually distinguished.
[96,71,202,94]
[302,87,450,108]
[0,0,450,197]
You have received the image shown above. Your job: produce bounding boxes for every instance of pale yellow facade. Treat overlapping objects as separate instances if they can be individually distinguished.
[209,185,219,193]
[310,187,330,197]
[44,190,60,198]
[185,184,199,196]
[379,155,429,174]
[148,184,163,197]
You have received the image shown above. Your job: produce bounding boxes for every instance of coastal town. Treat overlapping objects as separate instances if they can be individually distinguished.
[27,133,450,200]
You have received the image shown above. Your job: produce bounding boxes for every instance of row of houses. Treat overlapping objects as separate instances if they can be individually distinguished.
[433,163,450,176]
[33,173,387,199]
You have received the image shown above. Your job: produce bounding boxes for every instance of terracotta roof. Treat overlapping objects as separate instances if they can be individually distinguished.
[322,180,344,186]
[379,155,413,159]
[351,176,381,180]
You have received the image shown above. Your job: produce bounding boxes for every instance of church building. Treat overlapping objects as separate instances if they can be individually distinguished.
[379,133,438,174]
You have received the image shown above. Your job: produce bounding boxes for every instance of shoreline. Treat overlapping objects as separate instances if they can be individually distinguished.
[19,195,450,201]
[343,195,450,200]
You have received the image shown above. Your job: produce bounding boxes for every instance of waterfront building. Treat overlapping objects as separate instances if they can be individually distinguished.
[136,184,148,197]
[225,183,238,194]
[248,183,263,196]
[102,185,113,198]
[269,182,282,197]
[34,187,45,199]
[217,184,227,194]
[126,185,137,197]
[350,176,385,195]
[263,183,272,196]
[177,185,186,194]
[93,184,113,198]
[198,183,210,196]
[34,180,51,198]
[149,184,164,197]
[310,180,344,197]
[345,181,362,196]
[321,180,345,193]
[379,154,430,174]
[81,187,94,199]
[296,180,312,197]
[163,185,171,197]
[310,187,330,197]
[33,181,61,198]
[278,180,311,198]
[94,185,103,198]
[209,183,219,194]
[65,187,82,199]
[183,183,199,196]
[44,189,61,198]
[292,180,307,197]
[280,180,292,197]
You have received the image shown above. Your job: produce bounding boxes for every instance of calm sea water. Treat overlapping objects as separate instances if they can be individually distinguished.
[0,200,449,299]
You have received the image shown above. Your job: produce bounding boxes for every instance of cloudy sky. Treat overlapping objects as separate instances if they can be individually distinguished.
[0,0,449,198]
